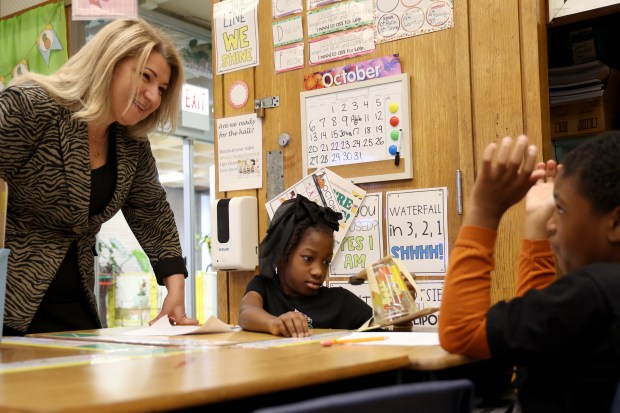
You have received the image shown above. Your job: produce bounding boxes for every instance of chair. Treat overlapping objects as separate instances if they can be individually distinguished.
[252,379,474,413]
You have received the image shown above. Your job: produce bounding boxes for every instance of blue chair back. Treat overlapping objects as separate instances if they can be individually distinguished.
[252,379,474,413]
[611,380,620,413]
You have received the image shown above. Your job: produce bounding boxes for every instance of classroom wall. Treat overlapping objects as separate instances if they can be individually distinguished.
[213,0,550,324]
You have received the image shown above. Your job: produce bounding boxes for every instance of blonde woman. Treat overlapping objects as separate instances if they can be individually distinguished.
[0,18,198,335]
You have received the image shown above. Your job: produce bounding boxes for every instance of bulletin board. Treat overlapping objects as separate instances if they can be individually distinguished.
[300,73,412,184]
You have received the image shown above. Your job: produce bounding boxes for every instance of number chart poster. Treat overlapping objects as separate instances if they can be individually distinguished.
[214,0,259,75]
[303,78,405,169]
[330,192,383,276]
[374,0,454,44]
[386,187,449,275]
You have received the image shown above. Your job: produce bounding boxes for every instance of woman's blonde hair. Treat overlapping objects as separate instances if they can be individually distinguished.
[12,18,183,139]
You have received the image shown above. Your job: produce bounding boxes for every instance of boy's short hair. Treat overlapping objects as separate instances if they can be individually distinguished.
[561,130,620,215]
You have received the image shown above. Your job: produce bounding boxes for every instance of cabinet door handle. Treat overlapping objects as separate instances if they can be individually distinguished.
[456,169,463,215]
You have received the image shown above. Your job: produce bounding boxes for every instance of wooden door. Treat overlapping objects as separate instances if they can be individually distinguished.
[213,0,549,324]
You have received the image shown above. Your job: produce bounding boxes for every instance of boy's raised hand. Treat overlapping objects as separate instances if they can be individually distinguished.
[465,135,545,230]
[524,160,557,240]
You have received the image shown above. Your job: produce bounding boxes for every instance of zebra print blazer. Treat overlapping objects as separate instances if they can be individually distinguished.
[0,84,186,332]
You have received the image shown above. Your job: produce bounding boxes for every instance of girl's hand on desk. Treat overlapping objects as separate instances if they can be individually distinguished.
[271,311,311,338]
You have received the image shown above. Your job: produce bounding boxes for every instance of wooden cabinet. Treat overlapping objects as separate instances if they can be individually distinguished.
[212,0,549,324]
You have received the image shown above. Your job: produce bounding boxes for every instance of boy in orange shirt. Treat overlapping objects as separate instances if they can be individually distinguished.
[439,132,620,412]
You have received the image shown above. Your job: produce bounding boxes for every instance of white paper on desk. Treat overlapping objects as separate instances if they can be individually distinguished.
[122,315,234,336]
[338,331,439,346]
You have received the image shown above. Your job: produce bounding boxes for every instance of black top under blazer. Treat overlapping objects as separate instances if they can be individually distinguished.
[0,84,186,332]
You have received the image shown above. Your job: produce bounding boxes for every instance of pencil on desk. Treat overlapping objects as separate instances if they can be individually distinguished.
[321,336,386,346]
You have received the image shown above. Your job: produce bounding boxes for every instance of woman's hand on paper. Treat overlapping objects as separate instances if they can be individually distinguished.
[150,274,199,326]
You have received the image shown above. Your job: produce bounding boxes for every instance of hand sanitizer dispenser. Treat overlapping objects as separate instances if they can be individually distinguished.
[211,196,258,271]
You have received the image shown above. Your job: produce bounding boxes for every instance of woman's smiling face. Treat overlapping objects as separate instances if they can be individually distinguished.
[109,51,170,126]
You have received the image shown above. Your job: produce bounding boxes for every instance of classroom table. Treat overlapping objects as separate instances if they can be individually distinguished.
[28,327,475,371]
[0,328,476,412]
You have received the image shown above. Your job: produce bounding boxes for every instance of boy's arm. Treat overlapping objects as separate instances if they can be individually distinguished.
[516,240,556,296]
[439,226,494,359]
[439,136,544,359]
[516,159,557,295]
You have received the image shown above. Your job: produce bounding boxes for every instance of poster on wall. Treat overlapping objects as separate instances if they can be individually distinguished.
[72,0,137,20]
[330,279,443,328]
[0,2,68,90]
[273,0,303,18]
[306,0,374,39]
[374,0,454,44]
[265,168,365,257]
[214,0,260,75]
[216,113,263,191]
[330,193,383,276]
[386,187,449,276]
[308,26,375,66]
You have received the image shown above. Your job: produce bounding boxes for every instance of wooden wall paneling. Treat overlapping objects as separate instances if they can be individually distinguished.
[215,0,549,321]
[221,0,475,320]
[454,0,476,246]
[468,0,546,302]
[469,1,524,302]
[213,0,260,322]
[520,0,552,160]
[222,0,291,325]
[212,49,229,322]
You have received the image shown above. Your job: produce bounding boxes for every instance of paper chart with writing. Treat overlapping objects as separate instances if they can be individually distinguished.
[273,16,305,73]
[374,0,454,44]
[273,16,303,47]
[274,43,305,73]
[386,187,449,275]
[273,0,302,18]
[307,0,373,38]
[265,168,365,256]
[330,193,383,276]
[216,113,262,191]
[308,26,375,66]
[307,0,343,11]
[72,0,137,20]
[214,0,260,74]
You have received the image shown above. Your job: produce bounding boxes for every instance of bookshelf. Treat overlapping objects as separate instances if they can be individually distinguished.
[546,2,620,160]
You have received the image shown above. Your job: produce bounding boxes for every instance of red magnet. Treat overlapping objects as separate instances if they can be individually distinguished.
[390,116,399,127]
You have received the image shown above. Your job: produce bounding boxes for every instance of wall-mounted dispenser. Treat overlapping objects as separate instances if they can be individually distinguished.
[211,196,259,271]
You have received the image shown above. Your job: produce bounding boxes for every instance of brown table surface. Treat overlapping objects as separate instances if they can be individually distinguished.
[0,328,475,412]
[28,326,474,371]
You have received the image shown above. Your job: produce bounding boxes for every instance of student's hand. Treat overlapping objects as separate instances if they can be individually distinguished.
[150,274,199,326]
[465,135,545,230]
[270,311,311,338]
[524,160,557,240]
